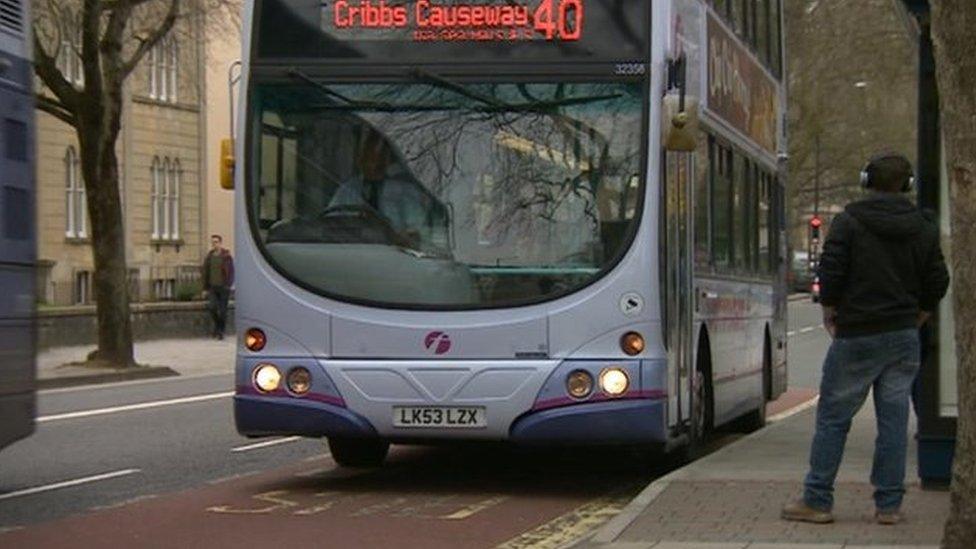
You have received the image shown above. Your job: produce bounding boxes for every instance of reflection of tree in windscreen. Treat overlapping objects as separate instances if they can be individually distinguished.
[382,83,639,248]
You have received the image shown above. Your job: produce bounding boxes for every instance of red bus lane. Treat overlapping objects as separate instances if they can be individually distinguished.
[1,446,647,549]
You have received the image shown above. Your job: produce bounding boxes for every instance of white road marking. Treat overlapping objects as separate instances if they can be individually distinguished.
[232,436,303,453]
[37,391,234,423]
[0,469,141,502]
[788,324,825,338]
[769,396,820,423]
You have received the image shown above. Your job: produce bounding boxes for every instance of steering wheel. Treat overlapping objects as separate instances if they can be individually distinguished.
[318,203,379,218]
[316,204,412,248]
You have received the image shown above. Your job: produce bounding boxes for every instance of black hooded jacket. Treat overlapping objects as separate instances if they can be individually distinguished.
[818,193,949,338]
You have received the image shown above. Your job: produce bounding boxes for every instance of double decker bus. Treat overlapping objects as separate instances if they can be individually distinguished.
[0,0,37,452]
[232,0,788,466]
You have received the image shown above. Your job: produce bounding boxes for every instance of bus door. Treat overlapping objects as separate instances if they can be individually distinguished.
[664,152,695,427]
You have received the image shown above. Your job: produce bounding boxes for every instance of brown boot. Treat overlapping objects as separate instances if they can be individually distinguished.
[781,499,834,524]
[875,509,904,525]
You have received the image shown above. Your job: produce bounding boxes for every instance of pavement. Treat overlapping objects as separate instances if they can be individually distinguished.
[36,337,236,388]
[579,400,949,549]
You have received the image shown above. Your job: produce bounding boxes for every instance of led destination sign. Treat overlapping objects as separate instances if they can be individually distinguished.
[325,0,585,42]
[255,0,648,61]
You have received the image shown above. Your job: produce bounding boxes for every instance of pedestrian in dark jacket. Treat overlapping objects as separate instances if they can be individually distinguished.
[202,234,235,340]
[782,152,949,525]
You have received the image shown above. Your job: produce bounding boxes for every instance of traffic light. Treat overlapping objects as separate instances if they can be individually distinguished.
[810,216,823,241]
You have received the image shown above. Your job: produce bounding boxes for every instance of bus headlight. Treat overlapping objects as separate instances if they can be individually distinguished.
[245,328,267,352]
[600,368,630,396]
[566,370,594,399]
[620,332,645,356]
[287,367,312,396]
[253,364,281,393]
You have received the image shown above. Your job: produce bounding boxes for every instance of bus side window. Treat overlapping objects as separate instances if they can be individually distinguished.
[758,172,771,276]
[694,134,711,271]
[756,0,771,67]
[711,142,733,272]
[770,0,783,78]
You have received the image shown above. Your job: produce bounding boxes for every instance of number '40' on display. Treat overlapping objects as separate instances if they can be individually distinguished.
[533,0,584,41]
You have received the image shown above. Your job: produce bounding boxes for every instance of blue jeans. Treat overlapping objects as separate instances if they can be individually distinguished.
[208,286,231,336]
[804,328,920,512]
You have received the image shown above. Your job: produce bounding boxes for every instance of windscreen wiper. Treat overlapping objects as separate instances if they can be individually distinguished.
[288,68,465,112]
[286,68,395,110]
[407,67,622,113]
[409,67,508,109]
[477,94,623,112]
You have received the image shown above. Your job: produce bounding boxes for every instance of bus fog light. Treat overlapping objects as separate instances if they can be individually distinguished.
[566,370,594,399]
[621,332,645,356]
[245,328,267,352]
[253,364,281,393]
[600,368,630,396]
[287,367,312,395]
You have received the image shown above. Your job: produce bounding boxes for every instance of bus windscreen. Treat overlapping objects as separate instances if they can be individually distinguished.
[254,0,650,62]
[247,80,645,308]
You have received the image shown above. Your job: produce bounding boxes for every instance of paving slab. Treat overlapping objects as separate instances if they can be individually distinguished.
[746,545,842,549]
[581,403,949,549]
[37,338,236,388]
[652,543,748,549]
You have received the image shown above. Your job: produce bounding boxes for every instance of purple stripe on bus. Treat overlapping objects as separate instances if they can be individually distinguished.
[532,389,668,412]
[235,385,346,407]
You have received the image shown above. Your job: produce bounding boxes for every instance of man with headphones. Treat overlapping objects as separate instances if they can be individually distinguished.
[782,152,949,525]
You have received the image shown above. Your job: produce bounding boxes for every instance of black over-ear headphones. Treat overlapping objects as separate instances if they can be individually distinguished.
[859,153,915,193]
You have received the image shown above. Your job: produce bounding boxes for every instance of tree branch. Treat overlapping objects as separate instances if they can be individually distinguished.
[100,1,134,90]
[100,0,160,10]
[32,32,82,112]
[122,0,180,77]
[81,0,105,99]
[36,94,78,127]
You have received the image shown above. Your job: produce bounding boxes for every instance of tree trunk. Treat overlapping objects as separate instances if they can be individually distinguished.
[930,2,976,547]
[77,88,135,368]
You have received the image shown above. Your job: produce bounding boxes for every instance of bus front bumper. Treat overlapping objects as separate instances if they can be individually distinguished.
[235,393,668,444]
[234,358,669,444]
[509,398,667,444]
[235,395,377,438]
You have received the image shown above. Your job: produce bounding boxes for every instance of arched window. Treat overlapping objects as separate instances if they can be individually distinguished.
[170,160,181,240]
[151,156,183,242]
[64,147,86,238]
[168,39,179,102]
[151,157,162,240]
[57,11,84,86]
[161,158,171,239]
[148,43,159,99]
[148,36,179,103]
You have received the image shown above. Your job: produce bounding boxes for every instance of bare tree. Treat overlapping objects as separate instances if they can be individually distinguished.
[32,0,237,367]
[930,2,976,546]
[784,0,917,243]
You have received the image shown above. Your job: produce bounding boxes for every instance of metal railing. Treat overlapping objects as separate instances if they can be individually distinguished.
[38,266,203,307]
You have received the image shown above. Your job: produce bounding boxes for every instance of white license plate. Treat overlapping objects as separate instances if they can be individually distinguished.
[393,407,486,429]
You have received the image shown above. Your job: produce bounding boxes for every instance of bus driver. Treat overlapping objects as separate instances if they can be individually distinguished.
[329,130,422,247]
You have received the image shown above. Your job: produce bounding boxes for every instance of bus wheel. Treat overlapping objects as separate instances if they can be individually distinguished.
[679,356,713,463]
[735,342,771,433]
[328,437,389,467]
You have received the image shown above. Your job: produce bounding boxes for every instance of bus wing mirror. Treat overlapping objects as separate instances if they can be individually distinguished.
[663,93,700,152]
[220,138,235,190]
[663,55,699,152]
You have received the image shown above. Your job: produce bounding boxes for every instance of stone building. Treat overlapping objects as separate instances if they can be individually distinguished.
[204,2,241,254]
[35,5,209,306]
